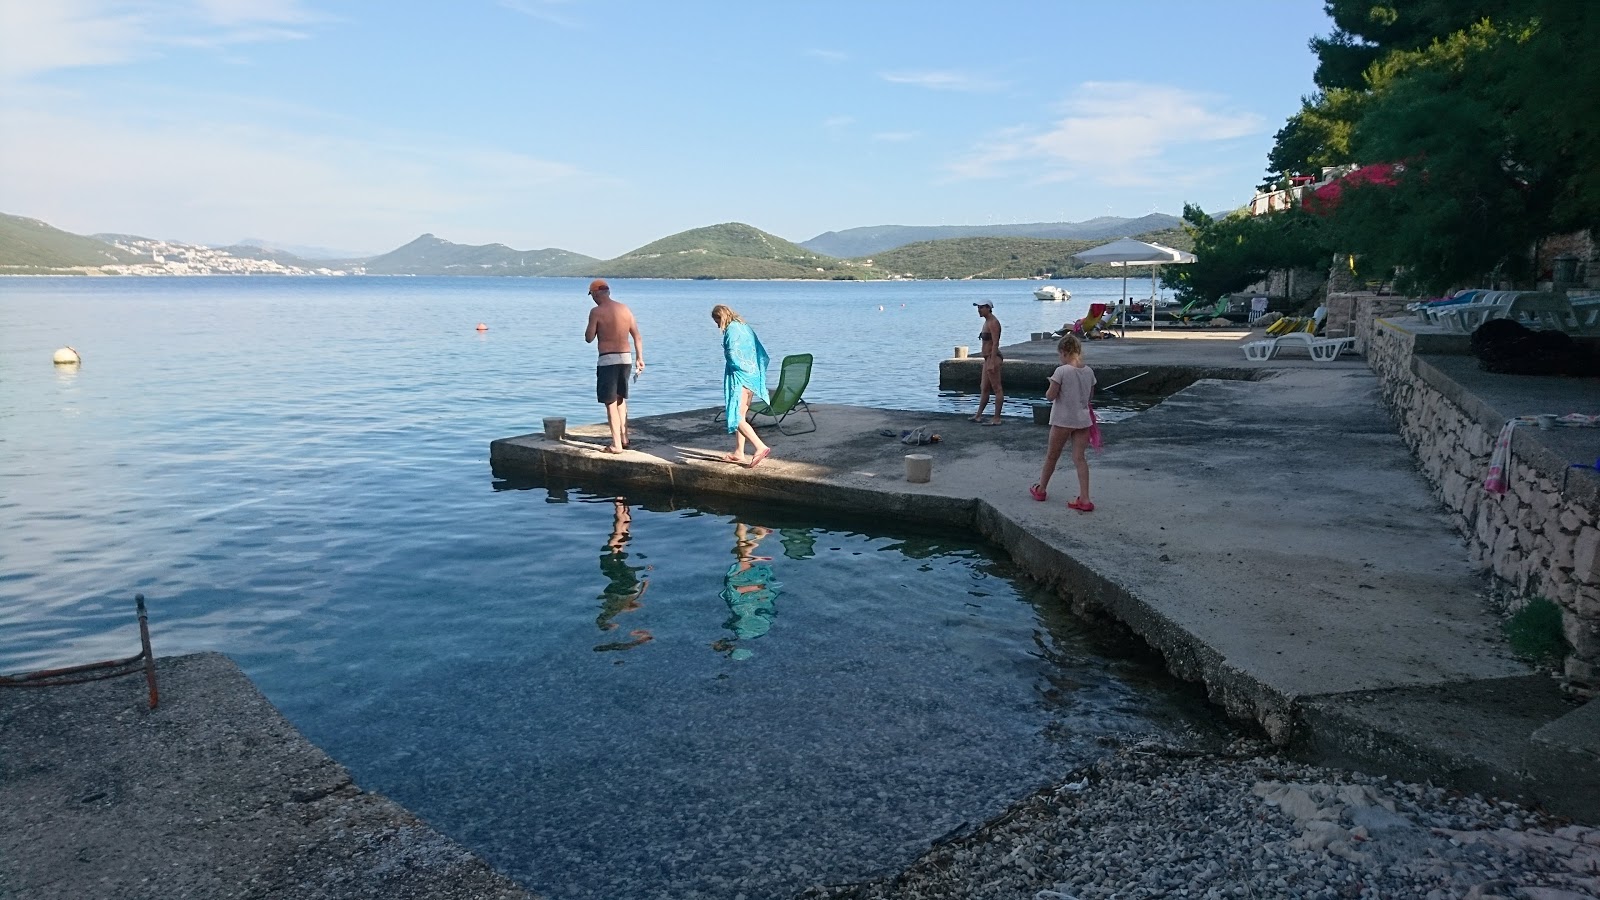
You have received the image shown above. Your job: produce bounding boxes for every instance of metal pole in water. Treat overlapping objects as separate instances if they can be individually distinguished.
[136,594,159,709]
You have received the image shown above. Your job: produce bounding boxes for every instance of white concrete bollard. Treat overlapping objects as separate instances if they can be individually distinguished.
[542,417,566,440]
[904,453,932,483]
[953,346,968,359]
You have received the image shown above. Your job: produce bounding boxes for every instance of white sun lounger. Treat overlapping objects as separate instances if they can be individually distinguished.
[1242,333,1358,362]
[1431,290,1525,332]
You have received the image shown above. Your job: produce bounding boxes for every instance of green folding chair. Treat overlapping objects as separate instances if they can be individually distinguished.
[748,353,815,434]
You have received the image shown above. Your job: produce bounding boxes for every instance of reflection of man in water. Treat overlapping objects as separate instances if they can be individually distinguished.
[595,498,652,652]
[712,522,782,660]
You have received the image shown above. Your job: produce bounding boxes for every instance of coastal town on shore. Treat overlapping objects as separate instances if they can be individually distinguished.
[72,237,353,277]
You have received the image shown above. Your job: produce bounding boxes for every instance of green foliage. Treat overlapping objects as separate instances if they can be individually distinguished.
[1309,0,1523,91]
[1162,204,1329,305]
[0,213,137,268]
[1503,596,1568,667]
[1263,0,1600,294]
[1264,89,1363,183]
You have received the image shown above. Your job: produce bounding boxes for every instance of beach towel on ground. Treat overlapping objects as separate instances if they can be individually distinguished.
[723,320,770,433]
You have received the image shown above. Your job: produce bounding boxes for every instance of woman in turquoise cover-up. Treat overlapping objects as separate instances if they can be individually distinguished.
[712,304,774,468]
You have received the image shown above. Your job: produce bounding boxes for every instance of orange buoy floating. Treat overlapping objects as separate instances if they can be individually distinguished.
[475,323,488,332]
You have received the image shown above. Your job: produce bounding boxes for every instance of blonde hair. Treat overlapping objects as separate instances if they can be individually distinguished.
[710,304,744,330]
[1057,333,1083,359]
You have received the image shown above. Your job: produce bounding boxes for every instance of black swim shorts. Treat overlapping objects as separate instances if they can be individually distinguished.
[596,363,631,404]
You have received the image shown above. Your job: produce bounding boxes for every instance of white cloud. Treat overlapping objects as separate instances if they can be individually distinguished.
[823,115,854,129]
[804,48,846,63]
[499,0,579,28]
[879,70,1005,92]
[948,81,1264,187]
[0,98,596,249]
[871,131,918,143]
[0,1,149,77]
[0,0,320,79]
[193,0,315,26]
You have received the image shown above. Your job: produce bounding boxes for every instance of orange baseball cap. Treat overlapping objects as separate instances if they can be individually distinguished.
[588,279,610,294]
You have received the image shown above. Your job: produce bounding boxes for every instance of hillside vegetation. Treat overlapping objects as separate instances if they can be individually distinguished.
[802,213,1182,258]
[0,213,137,268]
[590,223,872,279]
[364,234,598,275]
[0,212,1198,281]
[867,228,1194,280]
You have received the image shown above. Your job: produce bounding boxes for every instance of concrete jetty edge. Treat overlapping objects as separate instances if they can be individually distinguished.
[491,351,1597,820]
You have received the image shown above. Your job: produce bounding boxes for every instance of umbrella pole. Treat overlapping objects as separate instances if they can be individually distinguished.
[1120,270,1127,337]
[1151,266,1158,331]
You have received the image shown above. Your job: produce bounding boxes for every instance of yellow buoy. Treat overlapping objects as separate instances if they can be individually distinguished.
[53,346,81,365]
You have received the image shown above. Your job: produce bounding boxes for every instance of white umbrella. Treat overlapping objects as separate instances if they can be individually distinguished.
[1073,239,1196,333]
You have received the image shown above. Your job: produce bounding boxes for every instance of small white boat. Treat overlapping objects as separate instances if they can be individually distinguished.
[1033,285,1071,302]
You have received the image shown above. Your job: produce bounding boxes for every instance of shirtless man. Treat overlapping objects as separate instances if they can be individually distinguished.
[972,301,1004,424]
[584,279,644,453]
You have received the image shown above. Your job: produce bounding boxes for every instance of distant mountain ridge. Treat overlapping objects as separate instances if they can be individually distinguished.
[360,234,597,275]
[799,214,1182,258]
[235,238,371,260]
[870,228,1193,280]
[1,211,1190,280]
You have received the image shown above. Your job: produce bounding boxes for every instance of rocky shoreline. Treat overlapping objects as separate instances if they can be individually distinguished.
[801,736,1600,900]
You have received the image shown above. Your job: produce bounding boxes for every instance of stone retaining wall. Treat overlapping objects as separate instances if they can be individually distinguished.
[1365,320,1600,692]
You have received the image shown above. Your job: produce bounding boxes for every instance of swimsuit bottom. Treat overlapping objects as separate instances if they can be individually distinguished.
[596,351,634,367]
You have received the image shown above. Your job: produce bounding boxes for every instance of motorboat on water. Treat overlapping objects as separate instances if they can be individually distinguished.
[1033,285,1071,302]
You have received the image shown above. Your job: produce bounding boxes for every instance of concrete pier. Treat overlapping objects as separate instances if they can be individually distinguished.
[493,328,1600,818]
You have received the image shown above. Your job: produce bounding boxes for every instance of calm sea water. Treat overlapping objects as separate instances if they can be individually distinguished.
[0,276,1215,899]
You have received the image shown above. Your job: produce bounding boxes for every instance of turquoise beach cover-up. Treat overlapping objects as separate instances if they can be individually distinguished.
[722,320,770,433]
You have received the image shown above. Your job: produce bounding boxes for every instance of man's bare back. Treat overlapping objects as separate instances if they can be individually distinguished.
[586,299,639,355]
[585,282,643,362]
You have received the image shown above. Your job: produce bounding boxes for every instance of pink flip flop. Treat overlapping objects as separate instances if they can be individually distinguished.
[1029,484,1047,501]
[1067,499,1094,512]
[747,448,772,469]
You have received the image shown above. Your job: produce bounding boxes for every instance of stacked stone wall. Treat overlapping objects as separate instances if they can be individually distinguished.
[1366,320,1600,692]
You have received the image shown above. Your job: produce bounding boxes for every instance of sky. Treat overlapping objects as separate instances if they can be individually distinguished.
[0,1,1335,259]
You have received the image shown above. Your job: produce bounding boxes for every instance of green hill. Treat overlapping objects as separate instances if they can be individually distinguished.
[362,234,598,275]
[866,229,1194,280]
[801,213,1183,257]
[591,223,875,280]
[0,213,138,269]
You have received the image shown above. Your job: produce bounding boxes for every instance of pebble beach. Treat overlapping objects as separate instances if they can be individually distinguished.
[801,737,1600,900]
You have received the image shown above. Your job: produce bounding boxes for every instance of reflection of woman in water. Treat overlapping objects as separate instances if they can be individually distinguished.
[595,498,652,652]
[713,522,782,660]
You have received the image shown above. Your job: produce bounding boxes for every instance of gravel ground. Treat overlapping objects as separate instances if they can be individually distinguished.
[798,737,1600,900]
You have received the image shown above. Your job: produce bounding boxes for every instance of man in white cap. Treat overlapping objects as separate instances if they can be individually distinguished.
[584,279,644,453]
[972,301,1004,424]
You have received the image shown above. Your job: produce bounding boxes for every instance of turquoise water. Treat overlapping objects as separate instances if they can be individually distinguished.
[0,276,1218,899]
